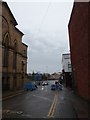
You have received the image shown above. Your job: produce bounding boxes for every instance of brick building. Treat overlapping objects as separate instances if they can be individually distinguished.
[68,2,89,101]
[1,1,28,91]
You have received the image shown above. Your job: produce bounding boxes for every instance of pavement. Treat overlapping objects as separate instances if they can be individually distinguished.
[65,87,89,119]
[1,87,89,119]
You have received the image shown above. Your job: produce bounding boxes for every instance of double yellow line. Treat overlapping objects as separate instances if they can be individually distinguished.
[47,91,58,117]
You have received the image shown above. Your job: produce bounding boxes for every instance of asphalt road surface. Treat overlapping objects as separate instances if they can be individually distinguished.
[2,80,77,118]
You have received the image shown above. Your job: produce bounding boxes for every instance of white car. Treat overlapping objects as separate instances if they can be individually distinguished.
[42,81,48,86]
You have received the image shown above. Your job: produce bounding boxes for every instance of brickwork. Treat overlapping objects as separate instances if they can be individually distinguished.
[68,2,89,100]
[89,2,90,101]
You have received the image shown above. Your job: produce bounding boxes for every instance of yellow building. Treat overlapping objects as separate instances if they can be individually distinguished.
[1,1,28,91]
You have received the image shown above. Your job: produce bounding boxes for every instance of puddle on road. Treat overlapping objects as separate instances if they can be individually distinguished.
[3,109,33,118]
[41,87,44,90]
[16,111,23,114]
[41,86,48,91]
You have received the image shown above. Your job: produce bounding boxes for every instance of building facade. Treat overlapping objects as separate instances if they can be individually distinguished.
[62,53,72,73]
[1,1,28,91]
[62,53,72,88]
[68,2,89,100]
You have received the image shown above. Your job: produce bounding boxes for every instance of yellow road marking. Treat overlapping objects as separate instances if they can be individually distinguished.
[2,92,22,101]
[51,95,58,117]
[47,90,58,117]
[47,94,56,117]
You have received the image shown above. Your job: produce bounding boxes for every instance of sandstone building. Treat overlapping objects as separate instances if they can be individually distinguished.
[1,1,28,91]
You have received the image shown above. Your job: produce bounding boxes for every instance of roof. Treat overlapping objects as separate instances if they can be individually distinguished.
[15,27,24,36]
[62,53,70,56]
[2,1,18,26]
[22,42,28,47]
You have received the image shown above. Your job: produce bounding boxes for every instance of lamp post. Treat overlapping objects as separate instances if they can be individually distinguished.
[46,66,48,81]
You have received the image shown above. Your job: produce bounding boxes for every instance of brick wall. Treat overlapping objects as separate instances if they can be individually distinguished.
[88,2,90,101]
[68,2,89,100]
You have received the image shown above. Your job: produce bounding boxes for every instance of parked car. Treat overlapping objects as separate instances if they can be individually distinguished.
[51,84,56,90]
[24,83,37,91]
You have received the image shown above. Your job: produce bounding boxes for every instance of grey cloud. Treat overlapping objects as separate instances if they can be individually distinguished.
[6,1,74,73]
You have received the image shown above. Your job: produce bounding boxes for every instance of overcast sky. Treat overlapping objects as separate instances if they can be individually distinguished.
[5,0,74,74]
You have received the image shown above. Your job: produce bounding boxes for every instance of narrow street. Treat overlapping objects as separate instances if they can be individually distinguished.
[2,81,77,118]
[1,1,89,120]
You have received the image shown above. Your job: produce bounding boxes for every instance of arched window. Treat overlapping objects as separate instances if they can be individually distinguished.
[2,33,9,67]
[13,40,17,69]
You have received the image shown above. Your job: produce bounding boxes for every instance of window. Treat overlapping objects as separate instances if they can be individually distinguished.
[3,33,9,67]
[23,49,27,57]
[13,41,17,69]
[68,64,71,68]
[24,50,26,55]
